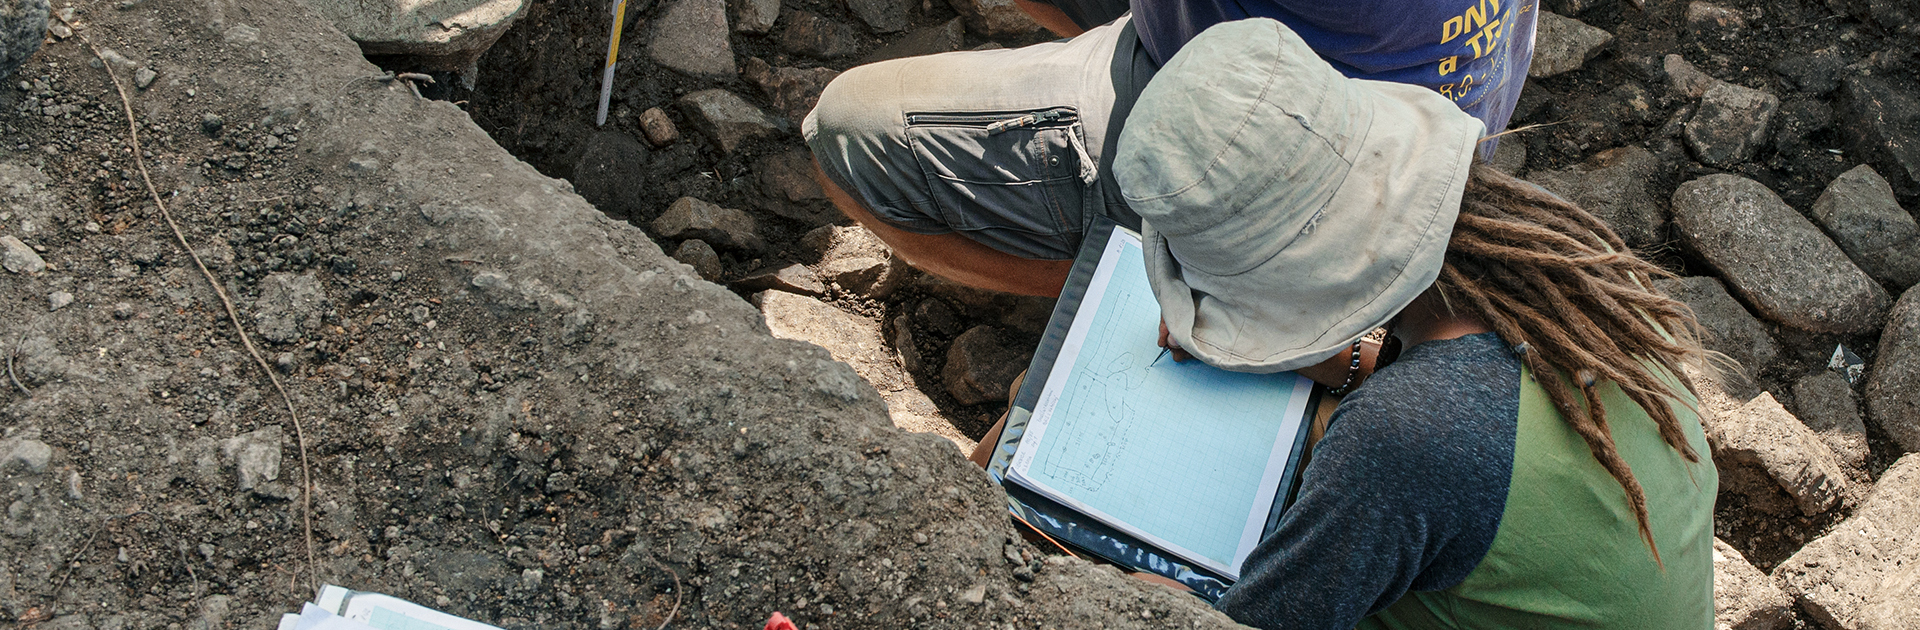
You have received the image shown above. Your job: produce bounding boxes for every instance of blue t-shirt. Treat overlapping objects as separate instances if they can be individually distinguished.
[1042,0,1537,137]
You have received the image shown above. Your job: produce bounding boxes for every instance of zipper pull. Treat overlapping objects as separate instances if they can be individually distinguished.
[986,110,1063,134]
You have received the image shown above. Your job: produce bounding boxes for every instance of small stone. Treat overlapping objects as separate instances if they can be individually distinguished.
[677,89,782,154]
[891,314,922,373]
[861,18,964,64]
[1,437,52,473]
[672,239,725,281]
[1791,372,1871,477]
[959,583,987,605]
[1867,286,1920,453]
[1773,454,1920,630]
[638,107,680,147]
[133,67,156,89]
[1685,82,1779,167]
[1809,164,1920,291]
[1684,1,1744,39]
[943,326,1031,406]
[274,352,297,374]
[521,568,543,590]
[779,11,860,60]
[1709,392,1853,516]
[1838,76,1920,196]
[730,0,778,34]
[1528,146,1665,249]
[1,235,45,274]
[1529,12,1612,78]
[201,113,224,136]
[742,57,840,124]
[652,197,765,253]
[819,256,907,298]
[48,22,70,40]
[847,0,911,33]
[737,264,825,296]
[1652,276,1779,373]
[47,291,72,311]
[1671,175,1888,334]
[944,0,1043,37]
[112,302,135,320]
[570,131,651,220]
[648,0,737,79]
[1662,54,1718,100]
[221,426,283,491]
[1711,538,1794,630]
[1771,49,1845,95]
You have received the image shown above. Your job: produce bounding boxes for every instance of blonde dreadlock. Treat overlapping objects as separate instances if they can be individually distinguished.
[1434,164,1707,564]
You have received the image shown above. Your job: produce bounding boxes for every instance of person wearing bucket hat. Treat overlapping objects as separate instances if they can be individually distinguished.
[1105,19,1716,630]
[812,18,1718,630]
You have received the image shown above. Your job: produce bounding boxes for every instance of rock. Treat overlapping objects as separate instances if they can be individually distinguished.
[1,436,52,473]
[648,0,737,79]
[1791,372,1871,477]
[651,197,765,253]
[1838,76,1920,197]
[753,150,837,225]
[847,0,910,33]
[677,89,782,154]
[1671,175,1888,334]
[743,58,841,124]
[1866,286,1920,452]
[943,326,1031,406]
[819,257,908,298]
[1528,146,1666,249]
[1771,49,1845,95]
[1684,1,1744,39]
[915,298,965,337]
[1542,0,1605,15]
[1529,12,1612,78]
[570,131,651,220]
[639,107,680,147]
[133,66,157,90]
[253,272,328,344]
[802,225,889,261]
[1773,454,1920,630]
[1709,392,1852,516]
[861,18,964,64]
[1836,0,1917,40]
[1771,98,1832,155]
[0,0,47,82]
[736,263,825,296]
[760,291,970,448]
[0,235,45,273]
[779,11,860,59]
[1651,276,1779,373]
[221,426,283,491]
[47,291,72,311]
[671,239,725,281]
[1488,131,1528,174]
[730,0,778,34]
[944,0,1043,38]
[891,314,922,373]
[1684,82,1778,167]
[1712,538,1794,630]
[304,0,526,71]
[1810,165,1920,290]
[1663,54,1719,100]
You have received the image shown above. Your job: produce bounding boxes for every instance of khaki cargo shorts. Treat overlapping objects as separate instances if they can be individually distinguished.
[803,16,1153,261]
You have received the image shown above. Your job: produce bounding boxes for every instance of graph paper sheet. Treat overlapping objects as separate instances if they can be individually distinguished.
[1006,228,1313,579]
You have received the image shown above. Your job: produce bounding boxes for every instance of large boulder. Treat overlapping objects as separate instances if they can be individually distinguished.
[0,0,47,82]
[1708,392,1853,517]
[1652,276,1779,374]
[758,291,970,450]
[1838,76,1920,197]
[678,89,783,154]
[1809,165,1920,290]
[1529,12,1612,78]
[570,131,652,221]
[1866,285,1920,452]
[1530,146,1667,249]
[648,0,737,78]
[1773,454,1920,630]
[1791,371,1871,478]
[1672,174,1888,334]
[945,0,1045,38]
[306,0,526,71]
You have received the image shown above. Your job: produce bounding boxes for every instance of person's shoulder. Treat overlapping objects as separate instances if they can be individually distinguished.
[1327,333,1522,456]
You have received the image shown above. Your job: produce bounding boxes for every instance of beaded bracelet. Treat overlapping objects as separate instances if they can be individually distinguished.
[1325,341,1365,396]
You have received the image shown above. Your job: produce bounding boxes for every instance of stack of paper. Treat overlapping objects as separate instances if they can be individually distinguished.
[275,585,504,630]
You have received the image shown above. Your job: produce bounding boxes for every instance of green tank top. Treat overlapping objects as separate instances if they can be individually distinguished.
[1362,365,1718,629]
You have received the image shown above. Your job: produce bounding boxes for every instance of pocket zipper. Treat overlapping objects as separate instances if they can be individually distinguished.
[905,108,1080,134]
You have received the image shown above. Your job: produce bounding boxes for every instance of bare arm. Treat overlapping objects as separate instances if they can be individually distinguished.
[1015,0,1086,37]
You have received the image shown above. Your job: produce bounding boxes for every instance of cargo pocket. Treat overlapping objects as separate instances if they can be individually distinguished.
[906,107,1094,260]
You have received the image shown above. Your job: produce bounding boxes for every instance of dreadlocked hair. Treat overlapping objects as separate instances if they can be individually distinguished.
[1435,163,1709,566]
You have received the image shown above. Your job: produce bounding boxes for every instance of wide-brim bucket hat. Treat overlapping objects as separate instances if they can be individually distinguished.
[1115,18,1485,373]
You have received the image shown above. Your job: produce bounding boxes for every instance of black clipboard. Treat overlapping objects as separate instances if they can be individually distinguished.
[984,216,1322,602]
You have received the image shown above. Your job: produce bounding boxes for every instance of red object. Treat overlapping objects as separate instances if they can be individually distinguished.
[763,612,797,630]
